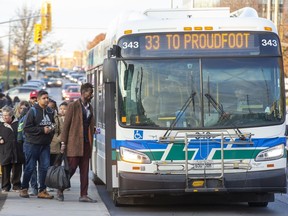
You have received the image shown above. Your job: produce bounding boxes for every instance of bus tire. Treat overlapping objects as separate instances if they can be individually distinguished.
[248,202,268,207]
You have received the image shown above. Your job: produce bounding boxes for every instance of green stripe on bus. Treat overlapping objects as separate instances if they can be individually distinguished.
[212,149,262,159]
[112,150,117,160]
[166,144,195,160]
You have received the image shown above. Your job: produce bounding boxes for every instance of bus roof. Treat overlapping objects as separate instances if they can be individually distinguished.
[103,7,276,40]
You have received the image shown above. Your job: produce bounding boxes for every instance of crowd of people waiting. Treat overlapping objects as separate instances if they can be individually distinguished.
[0,82,97,203]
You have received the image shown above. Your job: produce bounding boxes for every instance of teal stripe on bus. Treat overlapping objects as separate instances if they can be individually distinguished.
[212,149,262,160]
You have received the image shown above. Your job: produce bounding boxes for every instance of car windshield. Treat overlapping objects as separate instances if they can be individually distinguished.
[68,87,79,93]
[118,58,284,129]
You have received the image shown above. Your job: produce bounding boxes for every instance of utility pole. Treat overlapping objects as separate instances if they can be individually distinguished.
[6,20,11,90]
[274,0,279,28]
[267,0,271,20]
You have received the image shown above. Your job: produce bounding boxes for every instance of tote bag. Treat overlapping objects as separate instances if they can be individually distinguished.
[45,153,71,190]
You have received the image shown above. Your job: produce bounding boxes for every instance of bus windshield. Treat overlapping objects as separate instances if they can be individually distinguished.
[118,57,284,129]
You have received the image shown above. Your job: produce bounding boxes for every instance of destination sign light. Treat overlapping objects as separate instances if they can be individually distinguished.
[118,32,281,57]
[145,33,251,51]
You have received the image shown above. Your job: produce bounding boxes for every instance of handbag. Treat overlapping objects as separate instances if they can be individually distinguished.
[45,153,71,190]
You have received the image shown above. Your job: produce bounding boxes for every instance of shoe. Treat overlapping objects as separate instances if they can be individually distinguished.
[79,196,97,203]
[2,189,9,193]
[19,189,30,198]
[37,189,54,199]
[57,193,64,201]
[57,189,64,201]
[29,188,38,196]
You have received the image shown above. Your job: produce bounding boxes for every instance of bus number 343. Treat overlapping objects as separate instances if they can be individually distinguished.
[261,39,278,47]
[122,41,139,49]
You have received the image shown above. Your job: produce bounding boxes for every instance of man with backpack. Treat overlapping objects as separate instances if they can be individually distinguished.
[19,90,55,199]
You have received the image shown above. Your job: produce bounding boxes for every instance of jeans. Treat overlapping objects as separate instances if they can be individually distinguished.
[21,142,50,191]
[30,167,38,190]
[23,143,38,190]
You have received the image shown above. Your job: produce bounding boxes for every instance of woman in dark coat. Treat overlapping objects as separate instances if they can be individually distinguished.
[0,105,25,192]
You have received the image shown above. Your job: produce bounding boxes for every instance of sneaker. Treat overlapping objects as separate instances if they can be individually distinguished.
[29,188,38,196]
[19,189,30,198]
[2,189,9,193]
[37,189,54,199]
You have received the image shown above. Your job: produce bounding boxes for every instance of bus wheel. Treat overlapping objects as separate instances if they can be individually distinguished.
[248,202,268,207]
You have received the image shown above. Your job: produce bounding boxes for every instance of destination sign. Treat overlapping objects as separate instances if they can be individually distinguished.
[118,32,281,57]
[145,33,251,50]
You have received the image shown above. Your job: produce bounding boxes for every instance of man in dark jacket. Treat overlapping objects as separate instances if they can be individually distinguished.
[20,90,55,199]
[0,106,25,192]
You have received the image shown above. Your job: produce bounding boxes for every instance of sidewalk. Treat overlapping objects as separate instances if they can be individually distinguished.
[0,171,110,216]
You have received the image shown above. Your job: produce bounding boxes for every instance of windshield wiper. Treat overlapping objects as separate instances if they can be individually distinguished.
[205,93,246,140]
[162,92,196,138]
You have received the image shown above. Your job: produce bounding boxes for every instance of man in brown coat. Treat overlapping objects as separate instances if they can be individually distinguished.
[59,83,96,202]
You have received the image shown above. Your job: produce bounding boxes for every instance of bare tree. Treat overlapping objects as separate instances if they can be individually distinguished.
[282,0,288,76]
[11,4,62,81]
[10,5,38,80]
[220,0,259,12]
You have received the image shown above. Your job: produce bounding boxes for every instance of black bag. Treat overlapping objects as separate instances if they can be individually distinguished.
[45,153,71,190]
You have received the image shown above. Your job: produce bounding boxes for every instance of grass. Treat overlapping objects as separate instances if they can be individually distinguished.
[0,70,23,88]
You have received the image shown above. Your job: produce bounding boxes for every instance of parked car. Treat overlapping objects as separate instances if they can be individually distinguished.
[22,83,42,91]
[46,78,63,87]
[4,86,39,103]
[61,83,80,100]
[63,86,81,102]
[27,79,47,90]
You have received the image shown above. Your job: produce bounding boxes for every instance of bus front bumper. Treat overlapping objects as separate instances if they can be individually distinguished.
[118,168,287,196]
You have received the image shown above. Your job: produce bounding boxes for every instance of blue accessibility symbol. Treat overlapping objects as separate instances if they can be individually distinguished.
[134,130,143,140]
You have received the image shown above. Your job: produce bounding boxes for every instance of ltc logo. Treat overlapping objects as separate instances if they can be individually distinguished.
[134,130,143,140]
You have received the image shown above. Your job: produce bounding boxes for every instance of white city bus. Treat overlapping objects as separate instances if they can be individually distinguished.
[87,7,287,206]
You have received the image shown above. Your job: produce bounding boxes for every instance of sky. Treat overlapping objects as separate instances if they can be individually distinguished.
[0,0,177,56]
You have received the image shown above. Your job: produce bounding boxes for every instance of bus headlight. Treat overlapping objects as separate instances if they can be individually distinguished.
[120,147,151,164]
[255,144,285,161]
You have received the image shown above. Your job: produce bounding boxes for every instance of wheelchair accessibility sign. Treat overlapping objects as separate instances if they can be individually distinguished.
[134,130,143,139]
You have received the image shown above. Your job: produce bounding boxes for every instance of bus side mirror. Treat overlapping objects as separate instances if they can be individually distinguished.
[103,58,117,83]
